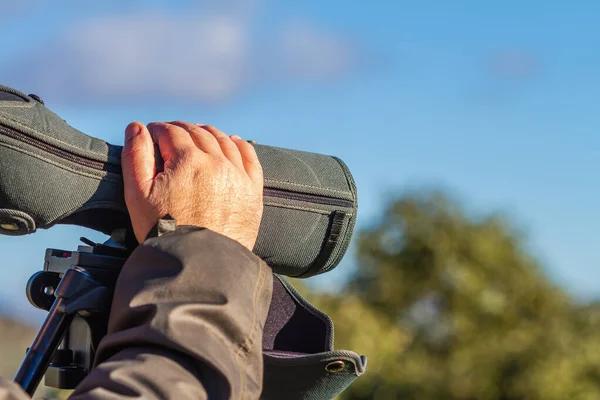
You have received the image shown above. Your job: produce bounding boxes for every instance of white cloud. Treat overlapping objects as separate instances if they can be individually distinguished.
[276,20,357,81]
[3,6,359,105]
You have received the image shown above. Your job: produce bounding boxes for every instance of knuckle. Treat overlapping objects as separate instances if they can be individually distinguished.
[238,141,254,154]
[209,154,232,173]
[164,125,183,135]
[247,154,262,168]
[215,133,231,142]
[172,120,193,131]
[245,149,261,165]
[147,121,164,129]
[253,166,264,180]
[147,124,166,138]
[179,147,198,161]
[242,140,256,151]
[205,125,227,137]
[252,164,264,181]
[219,138,237,150]
[213,153,230,166]
[170,146,196,164]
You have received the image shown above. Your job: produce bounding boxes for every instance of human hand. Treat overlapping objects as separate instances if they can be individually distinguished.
[121,121,264,251]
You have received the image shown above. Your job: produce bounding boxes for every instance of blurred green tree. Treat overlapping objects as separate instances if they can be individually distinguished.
[307,190,600,400]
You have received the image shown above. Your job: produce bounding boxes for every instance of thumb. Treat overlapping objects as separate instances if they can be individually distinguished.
[122,122,155,197]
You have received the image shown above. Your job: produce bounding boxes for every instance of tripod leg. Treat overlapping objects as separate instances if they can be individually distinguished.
[16,266,109,395]
[13,296,75,395]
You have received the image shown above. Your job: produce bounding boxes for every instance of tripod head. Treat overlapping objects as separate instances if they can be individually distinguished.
[15,231,130,395]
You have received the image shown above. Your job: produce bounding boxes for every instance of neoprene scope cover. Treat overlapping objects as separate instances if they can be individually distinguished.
[0,85,357,278]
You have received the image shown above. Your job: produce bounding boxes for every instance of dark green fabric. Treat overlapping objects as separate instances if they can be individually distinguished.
[0,85,358,278]
[261,276,366,400]
[263,352,366,400]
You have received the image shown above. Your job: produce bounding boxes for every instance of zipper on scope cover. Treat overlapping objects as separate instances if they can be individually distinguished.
[0,125,354,209]
[0,125,121,174]
[263,188,353,208]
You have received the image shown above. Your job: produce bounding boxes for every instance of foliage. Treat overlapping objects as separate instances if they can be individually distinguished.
[306,190,600,400]
[3,189,600,399]
[0,317,70,399]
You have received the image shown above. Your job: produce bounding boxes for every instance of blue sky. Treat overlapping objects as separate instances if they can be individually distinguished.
[0,0,599,323]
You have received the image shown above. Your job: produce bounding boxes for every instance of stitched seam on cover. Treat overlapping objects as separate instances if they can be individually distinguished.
[0,141,120,182]
[264,178,351,196]
[1,114,107,159]
[264,201,354,216]
[0,101,34,109]
[234,259,267,400]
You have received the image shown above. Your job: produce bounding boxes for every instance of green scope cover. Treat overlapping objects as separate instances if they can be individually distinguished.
[0,85,357,278]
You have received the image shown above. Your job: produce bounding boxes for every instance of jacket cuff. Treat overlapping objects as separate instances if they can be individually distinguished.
[96,226,272,399]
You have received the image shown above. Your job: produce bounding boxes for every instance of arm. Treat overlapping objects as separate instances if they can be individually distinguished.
[71,121,267,400]
[70,227,272,400]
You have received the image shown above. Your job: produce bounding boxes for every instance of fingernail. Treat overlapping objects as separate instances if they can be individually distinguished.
[231,135,242,140]
[125,123,142,141]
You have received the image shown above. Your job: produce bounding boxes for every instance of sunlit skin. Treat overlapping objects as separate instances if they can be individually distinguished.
[121,121,264,251]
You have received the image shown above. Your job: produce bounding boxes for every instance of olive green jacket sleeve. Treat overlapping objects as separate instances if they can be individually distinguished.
[67,226,273,400]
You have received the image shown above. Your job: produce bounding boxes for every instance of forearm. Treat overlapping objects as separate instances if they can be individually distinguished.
[70,227,272,400]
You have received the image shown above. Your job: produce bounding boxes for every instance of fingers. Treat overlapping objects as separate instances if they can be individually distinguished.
[168,122,245,172]
[122,122,156,197]
[200,125,245,170]
[168,121,221,155]
[230,136,263,184]
[147,122,197,163]
[135,121,261,184]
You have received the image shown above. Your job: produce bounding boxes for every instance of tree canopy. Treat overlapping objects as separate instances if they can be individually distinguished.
[305,190,600,400]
